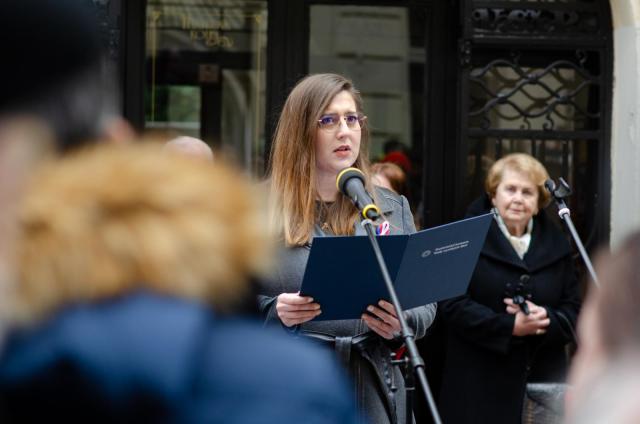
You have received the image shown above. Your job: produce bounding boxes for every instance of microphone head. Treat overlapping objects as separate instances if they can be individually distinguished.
[336,167,365,195]
[544,179,556,193]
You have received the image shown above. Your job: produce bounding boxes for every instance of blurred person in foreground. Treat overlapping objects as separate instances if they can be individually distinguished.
[565,231,640,423]
[438,153,581,423]
[566,356,640,424]
[260,73,436,424]
[0,143,359,423]
[0,0,133,323]
[164,136,214,161]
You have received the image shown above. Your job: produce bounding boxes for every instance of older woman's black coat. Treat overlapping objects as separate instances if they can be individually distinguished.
[437,195,581,424]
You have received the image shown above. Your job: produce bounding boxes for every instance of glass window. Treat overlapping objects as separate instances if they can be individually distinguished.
[145,0,267,174]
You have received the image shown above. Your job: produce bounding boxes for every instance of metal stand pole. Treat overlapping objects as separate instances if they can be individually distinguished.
[362,219,442,424]
[545,178,599,287]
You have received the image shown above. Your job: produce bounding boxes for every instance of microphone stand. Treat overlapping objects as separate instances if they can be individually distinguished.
[545,178,600,287]
[361,218,442,424]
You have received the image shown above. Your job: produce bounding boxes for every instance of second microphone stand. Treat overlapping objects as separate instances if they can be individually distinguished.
[360,218,442,424]
[545,178,600,287]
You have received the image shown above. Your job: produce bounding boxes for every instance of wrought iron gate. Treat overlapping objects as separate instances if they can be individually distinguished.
[457,0,612,250]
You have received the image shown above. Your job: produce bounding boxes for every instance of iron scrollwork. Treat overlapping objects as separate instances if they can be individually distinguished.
[460,0,611,253]
[468,50,599,131]
[471,6,599,36]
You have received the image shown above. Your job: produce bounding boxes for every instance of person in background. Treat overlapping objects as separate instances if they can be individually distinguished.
[371,162,420,229]
[371,162,409,198]
[438,153,580,423]
[565,230,640,423]
[164,136,214,162]
[381,139,412,175]
[0,143,360,423]
[259,73,436,424]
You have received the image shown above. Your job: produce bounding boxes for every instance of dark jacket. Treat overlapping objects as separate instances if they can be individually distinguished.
[438,196,580,424]
[259,188,437,424]
[0,291,360,424]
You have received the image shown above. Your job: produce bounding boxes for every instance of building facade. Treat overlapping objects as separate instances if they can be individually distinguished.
[94,0,640,249]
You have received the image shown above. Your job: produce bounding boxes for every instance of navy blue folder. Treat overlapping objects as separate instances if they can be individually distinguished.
[300,213,493,321]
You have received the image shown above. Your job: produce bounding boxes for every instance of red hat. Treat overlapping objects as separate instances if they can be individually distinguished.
[382,151,412,173]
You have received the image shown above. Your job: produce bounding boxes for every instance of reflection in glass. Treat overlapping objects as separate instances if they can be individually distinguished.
[145,0,267,174]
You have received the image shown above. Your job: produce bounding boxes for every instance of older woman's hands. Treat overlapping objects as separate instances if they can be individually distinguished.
[504,298,550,336]
[276,292,321,327]
[362,300,402,340]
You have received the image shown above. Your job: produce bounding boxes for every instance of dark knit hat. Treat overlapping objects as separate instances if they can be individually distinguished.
[0,0,103,114]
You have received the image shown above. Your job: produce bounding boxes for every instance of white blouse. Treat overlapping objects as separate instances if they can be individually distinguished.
[493,209,533,259]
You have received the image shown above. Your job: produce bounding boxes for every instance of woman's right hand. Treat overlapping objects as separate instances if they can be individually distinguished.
[504,298,550,336]
[276,292,321,327]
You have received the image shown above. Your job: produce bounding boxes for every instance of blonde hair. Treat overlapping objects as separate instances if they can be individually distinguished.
[268,73,373,246]
[9,142,273,323]
[485,153,551,209]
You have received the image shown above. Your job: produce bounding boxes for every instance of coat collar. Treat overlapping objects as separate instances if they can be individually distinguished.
[374,186,396,215]
[466,195,572,272]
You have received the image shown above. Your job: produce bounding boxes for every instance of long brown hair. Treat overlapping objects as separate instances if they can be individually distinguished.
[268,73,373,246]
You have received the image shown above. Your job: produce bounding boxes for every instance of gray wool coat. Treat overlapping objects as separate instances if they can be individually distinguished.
[258,187,437,424]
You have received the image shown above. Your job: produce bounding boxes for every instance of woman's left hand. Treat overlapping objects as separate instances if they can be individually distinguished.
[362,300,402,340]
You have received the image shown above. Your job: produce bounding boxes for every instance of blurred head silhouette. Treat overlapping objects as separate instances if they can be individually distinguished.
[0,0,133,300]
[0,0,132,152]
[567,230,640,421]
[164,136,214,162]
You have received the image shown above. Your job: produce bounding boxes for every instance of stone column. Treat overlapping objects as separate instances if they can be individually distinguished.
[610,0,640,247]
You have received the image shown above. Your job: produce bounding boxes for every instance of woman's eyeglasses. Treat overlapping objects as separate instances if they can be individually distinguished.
[317,113,367,131]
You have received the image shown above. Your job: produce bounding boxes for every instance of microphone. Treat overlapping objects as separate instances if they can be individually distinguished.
[505,275,531,316]
[336,167,381,220]
[545,177,572,200]
[544,179,556,194]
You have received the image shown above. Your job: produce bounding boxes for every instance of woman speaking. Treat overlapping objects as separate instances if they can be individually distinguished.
[258,73,436,424]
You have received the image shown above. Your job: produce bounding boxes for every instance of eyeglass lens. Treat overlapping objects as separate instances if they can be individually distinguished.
[318,113,364,130]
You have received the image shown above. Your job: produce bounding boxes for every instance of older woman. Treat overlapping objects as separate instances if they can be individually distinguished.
[437,153,581,424]
[259,73,436,424]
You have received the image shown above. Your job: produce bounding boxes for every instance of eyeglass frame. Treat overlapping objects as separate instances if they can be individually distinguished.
[316,112,367,131]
